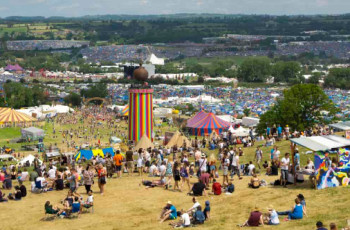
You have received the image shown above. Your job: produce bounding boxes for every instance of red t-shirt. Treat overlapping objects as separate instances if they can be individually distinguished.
[212,182,222,195]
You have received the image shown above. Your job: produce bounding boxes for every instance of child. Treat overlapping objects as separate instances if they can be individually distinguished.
[84,190,94,208]
[203,201,210,220]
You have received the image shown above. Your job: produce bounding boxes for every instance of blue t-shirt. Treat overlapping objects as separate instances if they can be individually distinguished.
[290,204,303,219]
[267,127,271,135]
[170,205,177,218]
[204,206,210,219]
[277,127,282,134]
[294,153,300,165]
[227,184,235,193]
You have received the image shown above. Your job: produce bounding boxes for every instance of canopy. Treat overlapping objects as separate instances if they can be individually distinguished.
[0,109,37,123]
[0,108,10,114]
[188,112,231,136]
[135,134,154,150]
[21,127,44,141]
[166,131,191,148]
[187,110,207,127]
[329,121,350,131]
[121,104,129,116]
[19,154,42,165]
[290,135,350,151]
[75,147,115,161]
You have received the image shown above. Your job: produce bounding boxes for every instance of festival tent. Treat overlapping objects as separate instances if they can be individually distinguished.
[0,154,17,162]
[329,121,350,131]
[0,107,10,114]
[4,64,23,71]
[21,127,45,141]
[230,126,250,137]
[188,112,231,136]
[187,110,207,127]
[102,147,115,157]
[0,109,37,123]
[19,154,42,166]
[166,131,191,148]
[135,134,154,150]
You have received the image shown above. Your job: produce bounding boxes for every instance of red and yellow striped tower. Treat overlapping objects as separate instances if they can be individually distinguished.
[128,64,153,143]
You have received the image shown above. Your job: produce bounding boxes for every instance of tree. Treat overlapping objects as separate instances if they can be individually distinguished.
[272,61,301,82]
[243,108,251,117]
[237,57,271,82]
[257,84,338,134]
[197,76,204,83]
[64,93,82,107]
[80,83,108,99]
[307,72,321,84]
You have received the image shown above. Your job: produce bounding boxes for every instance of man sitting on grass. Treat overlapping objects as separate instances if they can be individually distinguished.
[45,201,66,216]
[189,179,207,196]
[160,201,177,223]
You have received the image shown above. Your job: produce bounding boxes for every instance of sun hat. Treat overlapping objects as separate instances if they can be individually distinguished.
[205,201,210,206]
[253,206,260,212]
[267,205,274,211]
[201,153,206,157]
[167,201,172,205]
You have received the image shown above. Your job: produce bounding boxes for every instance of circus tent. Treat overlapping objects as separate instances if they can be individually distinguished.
[187,112,231,136]
[0,108,37,123]
[186,110,207,127]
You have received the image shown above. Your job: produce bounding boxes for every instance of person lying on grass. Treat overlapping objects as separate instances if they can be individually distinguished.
[159,201,177,223]
[140,178,166,188]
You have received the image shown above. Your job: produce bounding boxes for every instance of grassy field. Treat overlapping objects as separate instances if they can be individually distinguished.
[0,118,350,230]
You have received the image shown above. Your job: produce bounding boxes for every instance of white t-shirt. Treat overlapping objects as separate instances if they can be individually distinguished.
[231,156,239,167]
[198,159,207,172]
[182,213,191,226]
[159,165,166,176]
[270,210,280,224]
[149,165,157,174]
[192,202,201,211]
[281,157,290,170]
[87,195,93,204]
[20,171,29,181]
[145,152,151,162]
[36,177,46,187]
[248,164,255,175]
[48,169,56,179]
[273,150,280,159]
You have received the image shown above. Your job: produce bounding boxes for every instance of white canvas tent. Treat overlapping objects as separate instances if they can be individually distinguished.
[0,154,17,161]
[135,134,154,150]
[19,154,42,166]
[230,126,249,137]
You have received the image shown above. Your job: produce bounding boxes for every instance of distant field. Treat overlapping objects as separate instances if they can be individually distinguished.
[0,27,27,35]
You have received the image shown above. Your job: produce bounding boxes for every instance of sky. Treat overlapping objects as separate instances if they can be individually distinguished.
[0,0,349,17]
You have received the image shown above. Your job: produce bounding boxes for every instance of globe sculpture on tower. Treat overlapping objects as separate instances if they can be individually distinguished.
[128,64,154,143]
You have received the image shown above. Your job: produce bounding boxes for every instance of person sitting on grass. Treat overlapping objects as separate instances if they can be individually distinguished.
[8,186,23,200]
[316,221,328,230]
[2,174,12,190]
[240,206,264,227]
[203,201,210,220]
[71,196,82,215]
[19,181,27,198]
[169,210,191,228]
[192,206,205,225]
[225,181,235,194]
[45,201,65,216]
[264,205,279,225]
[277,198,306,221]
[83,190,94,209]
[189,179,207,196]
[211,179,222,195]
[187,197,201,213]
[0,188,8,202]
[53,175,64,191]
[159,201,177,223]
[248,174,261,189]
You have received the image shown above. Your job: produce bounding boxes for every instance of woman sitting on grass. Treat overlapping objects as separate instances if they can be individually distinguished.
[248,174,261,189]
[277,198,306,221]
[240,206,264,227]
[45,201,65,216]
[7,186,22,200]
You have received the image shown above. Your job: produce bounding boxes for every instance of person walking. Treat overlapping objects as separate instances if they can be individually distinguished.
[280,153,290,188]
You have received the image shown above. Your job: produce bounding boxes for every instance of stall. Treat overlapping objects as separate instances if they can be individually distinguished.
[290,135,350,190]
[21,127,45,141]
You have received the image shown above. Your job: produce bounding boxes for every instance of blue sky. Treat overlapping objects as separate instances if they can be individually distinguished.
[1,0,349,17]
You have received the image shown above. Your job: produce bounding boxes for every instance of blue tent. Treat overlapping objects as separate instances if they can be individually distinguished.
[75,150,93,160]
[103,147,114,157]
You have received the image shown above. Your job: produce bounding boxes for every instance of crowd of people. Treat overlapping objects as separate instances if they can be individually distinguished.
[6,40,89,51]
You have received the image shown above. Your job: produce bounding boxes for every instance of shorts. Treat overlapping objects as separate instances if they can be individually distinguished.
[174,175,181,181]
[223,167,228,176]
[210,165,216,171]
[70,186,77,192]
[169,214,177,220]
[126,161,133,169]
[116,165,122,172]
[281,169,288,180]
[145,161,150,167]
[98,177,106,185]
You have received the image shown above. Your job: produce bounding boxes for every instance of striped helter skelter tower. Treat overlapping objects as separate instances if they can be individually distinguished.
[128,88,154,143]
